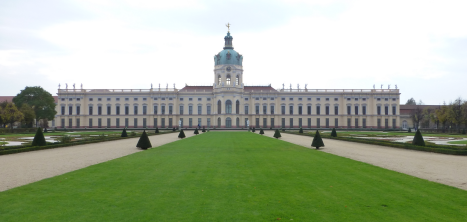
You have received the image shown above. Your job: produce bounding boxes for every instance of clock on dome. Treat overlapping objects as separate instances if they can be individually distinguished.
[226,66,231,72]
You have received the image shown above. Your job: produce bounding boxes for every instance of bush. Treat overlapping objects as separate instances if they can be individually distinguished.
[130,132,136,137]
[331,128,337,137]
[412,129,425,146]
[194,128,199,135]
[281,128,285,132]
[155,128,160,134]
[121,128,128,137]
[32,128,46,146]
[311,130,324,149]
[57,135,72,143]
[259,128,264,135]
[136,130,152,150]
[178,129,186,138]
[299,127,303,133]
[273,129,281,139]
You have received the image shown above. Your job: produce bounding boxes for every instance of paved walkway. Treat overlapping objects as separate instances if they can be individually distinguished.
[263,131,467,190]
[0,133,194,192]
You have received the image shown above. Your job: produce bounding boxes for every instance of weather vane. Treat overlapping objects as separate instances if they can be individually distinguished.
[226,23,231,32]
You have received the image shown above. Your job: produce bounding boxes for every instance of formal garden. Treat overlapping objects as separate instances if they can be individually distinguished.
[0,132,466,221]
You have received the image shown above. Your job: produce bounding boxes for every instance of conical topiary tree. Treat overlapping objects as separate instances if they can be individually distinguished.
[178,129,186,138]
[299,127,303,133]
[155,128,159,134]
[32,127,46,146]
[194,128,199,135]
[311,130,325,149]
[172,127,176,132]
[136,130,152,150]
[252,128,256,132]
[281,128,285,132]
[202,127,206,133]
[121,128,128,137]
[408,128,411,133]
[412,129,425,146]
[273,129,281,139]
[331,128,337,137]
[44,128,48,133]
[259,128,264,135]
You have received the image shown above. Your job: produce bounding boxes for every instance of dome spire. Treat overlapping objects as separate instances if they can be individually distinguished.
[224,23,233,49]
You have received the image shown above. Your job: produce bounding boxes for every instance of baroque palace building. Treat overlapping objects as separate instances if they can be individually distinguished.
[55,31,401,129]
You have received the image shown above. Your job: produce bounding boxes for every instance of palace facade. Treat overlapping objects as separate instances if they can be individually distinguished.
[54,31,401,129]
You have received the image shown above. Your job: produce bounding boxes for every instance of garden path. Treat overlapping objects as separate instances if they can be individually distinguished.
[263,131,467,190]
[0,133,194,192]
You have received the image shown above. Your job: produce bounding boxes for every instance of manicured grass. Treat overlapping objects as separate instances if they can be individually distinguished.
[0,132,466,221]
[448,140,467,144]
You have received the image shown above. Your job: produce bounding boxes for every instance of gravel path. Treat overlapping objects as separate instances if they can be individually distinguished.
[263,131,467,190]
[0,133,194,192]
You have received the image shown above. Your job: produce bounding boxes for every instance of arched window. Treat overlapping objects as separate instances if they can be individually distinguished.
[218,75,221,85]
[218,117,221,128]
[236,75,239,85]
[226,117,232,128]
[402,120,408,129]
[236,100,239,114]
[236,117,239,127]
[218,100,221,114]
[226,75,231,85]
[225,100,232,114]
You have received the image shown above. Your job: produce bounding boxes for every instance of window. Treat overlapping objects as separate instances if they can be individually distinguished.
[289,98,293,101]
[244,106,249,115]
[68,106,72,115]
[271,98,274,100]
[326,98,329,101]
[263,98,267,101]
[125,106,129,115]
[281,98,285,101]
[218,100,221,114]
[263,118,267,128]
[334,98,338,101]
[377,98,381,101]
[134,106,138,115]
[89,118,93,128]
[107,98,111,101]
[207,118,211,128]
[355,118,359,128]
[179,118,183,127]
[317,98,321,101]
[107,106,111,115]
[76,118,80,128]
[299,106,303,115]
[180,98,184,101]
[161,118,165,128]
[198,105,202,115]
[77,98,80,101]
[125,118,129,128]
[325,118,329,128]
[347,98,351,101]
[116,118,120,128]
[125,98,129,101]
[392,98,396,101]
[107,118,111,128]
[281,106,285,115]
[236,75,239,85]
[143,106,147,115]
[362,98,366,101]
[69,118,72,128]
[385,106,389,115]
[255,98,259,101]
[377,119,381,128]
[299,118,303,127]
[61,98,65,101]
[226,100,232,114]
[116,98,120,101]
[256,118,260,128]
[245,98,249,101]
[226,75,231,85]
[255,105,259,115]
[153,118,157,128]
[392,106,396,115]
[355,106,359,115]
[316,106,321,115]
[363,118,366,128]
[236,117,240,127]
[218,75,221,85]
[355,98,359,101]
[198,98,202,101]
[218,117,221,128]
[298,98,303,101]
[377,106,381,115]
[116,106,120,115]
[134,98,138,101]
[89,106,93,115]
[385,98,389,101]
[307,106,311,115]
[90,98,93,101]
[207,106,211,115]
[347,118,351,128]
[134,118,138,128]
[143,118,147,128]
[169,118,173,128]
[169,98,173,101]
[307,98,312,101]
[98,106,102,115]
[98,98,102,101]
[76,106,80,115]
[169,106,173,114]
[335,118,338,128]
[317,118,320,128]
[153,106,157,114]
[236,100,240,114]
[281,118,286,128]
[385,119,389,128]
[325,106,329,115]
[334,106,338,115]
[189,106,193,115]
[189,98,193,101]
[363,106,367,115]
[263,105,267,114]
[180,106,184,115]
[270,106,274,114]
[271,118,275,128]
[69,98,72,101]
[207,98,211,101]
[161,106,165,114]
[289,105,293,115]
[289,118,293,128]
[98,118,103,128]
[198,118,202,127]
[393,119,396,129]
[308,118,311,128]
[143,98,147,101]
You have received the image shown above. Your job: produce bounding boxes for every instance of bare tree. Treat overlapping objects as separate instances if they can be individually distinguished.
[410,106,425,129]
[449,98,465,133]
[406,98,417,105]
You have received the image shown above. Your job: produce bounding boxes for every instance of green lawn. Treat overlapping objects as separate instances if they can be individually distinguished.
[0,132,466,221]
[448,140,467,144]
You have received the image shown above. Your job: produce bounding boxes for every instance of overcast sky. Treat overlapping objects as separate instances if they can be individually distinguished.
[1,0,466,104]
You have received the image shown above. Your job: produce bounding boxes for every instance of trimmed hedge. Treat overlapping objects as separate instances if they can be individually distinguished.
[284,131,467,155]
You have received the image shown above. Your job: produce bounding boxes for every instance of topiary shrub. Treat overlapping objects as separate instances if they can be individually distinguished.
[408,128,411,133]
[121,128,128,137]
[311,130,325,149]
[331,128,337,137]
[194,128,199,135]
[202,127,206,133]
[259,128,264,135]
[252,128,256,132]
[178,129,186,138]
[32,127,46,146]
[130,131,136,137]
[281,128,285,132]
[299,127,303,133]
[155,128,159,134]
[412,129,425,146]
[273,129,281,139]
[136,130,152,150]
[172,127,176,132]
[44,128,48,133]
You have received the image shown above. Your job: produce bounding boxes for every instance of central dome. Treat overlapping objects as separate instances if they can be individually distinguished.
[214,32,243,66]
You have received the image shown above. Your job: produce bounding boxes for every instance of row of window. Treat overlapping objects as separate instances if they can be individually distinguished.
[218,75,240,85]
[60,117,398,129]
[60,104,398,116]
[61,97,398,102]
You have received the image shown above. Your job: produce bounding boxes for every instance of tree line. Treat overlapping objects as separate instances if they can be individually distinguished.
[0,87,56,130]
[406,97,467,132]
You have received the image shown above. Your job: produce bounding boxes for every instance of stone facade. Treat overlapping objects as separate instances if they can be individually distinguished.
[54,32,401,129]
